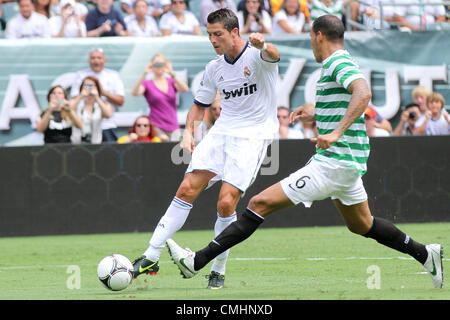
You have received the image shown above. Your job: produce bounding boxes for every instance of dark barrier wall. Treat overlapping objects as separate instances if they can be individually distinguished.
[0,136,449,237]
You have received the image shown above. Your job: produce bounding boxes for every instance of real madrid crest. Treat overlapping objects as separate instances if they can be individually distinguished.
[244,66,251,78]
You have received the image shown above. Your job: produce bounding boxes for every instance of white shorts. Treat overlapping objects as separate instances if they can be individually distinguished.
[186,133,271,193]
[280,157,368,208]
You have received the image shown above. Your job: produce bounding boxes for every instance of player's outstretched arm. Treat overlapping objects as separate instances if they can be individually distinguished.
[248,33,280,62]
[180,104,207,152]
[290,104,316,124]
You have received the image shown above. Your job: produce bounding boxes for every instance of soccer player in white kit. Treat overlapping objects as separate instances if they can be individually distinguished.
[167,15,444,289]
[131,8,280,289]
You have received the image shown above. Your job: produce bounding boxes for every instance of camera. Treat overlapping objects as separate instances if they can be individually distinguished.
[57,99,65,107]
[253,13,261,23]
[408,111,416,120]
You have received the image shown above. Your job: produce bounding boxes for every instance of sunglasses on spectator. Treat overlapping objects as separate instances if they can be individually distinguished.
[153,62,165,68]
[172,0,185,4]
[136,123,150,128]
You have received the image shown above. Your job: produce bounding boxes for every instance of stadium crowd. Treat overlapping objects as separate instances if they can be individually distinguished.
[0,0,448,144]
[1,0,449,38]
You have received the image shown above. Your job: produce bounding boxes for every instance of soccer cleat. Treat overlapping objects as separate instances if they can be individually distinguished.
[166,238,198,279]
[206,271,225,290]
[423,244,444,288]
[131,255,159,279]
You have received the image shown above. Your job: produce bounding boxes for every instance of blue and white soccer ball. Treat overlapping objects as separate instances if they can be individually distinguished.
[97,254,134,291]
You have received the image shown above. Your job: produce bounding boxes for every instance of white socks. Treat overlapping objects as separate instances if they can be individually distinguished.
[144,197,192,261]
[144,197,235,276]
[210,212,237,275]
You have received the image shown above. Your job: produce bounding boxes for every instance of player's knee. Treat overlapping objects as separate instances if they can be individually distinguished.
[176,179,198,200]
[248,193,271,215]
[217,194,238,216]
[346,221,371,235]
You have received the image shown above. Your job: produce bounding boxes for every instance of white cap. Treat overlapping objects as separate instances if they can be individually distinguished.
[59,0,76,8]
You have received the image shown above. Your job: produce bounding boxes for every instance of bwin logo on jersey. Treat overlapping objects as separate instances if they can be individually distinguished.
[222,83,257,100]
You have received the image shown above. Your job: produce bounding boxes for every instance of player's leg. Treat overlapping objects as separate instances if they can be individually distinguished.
[335,199,443,288]
[132,170,215,278]
[166,182,295,278]
[202,182,294,266]
[207,182,241,289]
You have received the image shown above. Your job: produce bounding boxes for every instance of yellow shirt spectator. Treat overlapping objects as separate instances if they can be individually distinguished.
[271,0,310,19]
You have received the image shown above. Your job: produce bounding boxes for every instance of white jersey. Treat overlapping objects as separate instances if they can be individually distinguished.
[5,12,52,39]
[194,42,279,139]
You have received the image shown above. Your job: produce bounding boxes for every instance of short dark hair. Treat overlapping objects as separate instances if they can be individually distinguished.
[46,85,67,102]
[207,8,239,32]
[404,102,420,110]
[312,15,345,42]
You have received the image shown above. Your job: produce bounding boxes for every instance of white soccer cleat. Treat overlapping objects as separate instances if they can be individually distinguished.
[166,238,198,279]
[423,244,444,289]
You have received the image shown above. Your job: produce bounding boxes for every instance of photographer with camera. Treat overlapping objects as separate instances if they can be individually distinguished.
[49,0,87,37]
[393,102,422,136]
[237,0,271,34]
[36,85,82,144]
[70,76,112,144]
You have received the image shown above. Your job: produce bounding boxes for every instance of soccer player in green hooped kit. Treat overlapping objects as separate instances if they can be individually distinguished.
[167,14,444,289]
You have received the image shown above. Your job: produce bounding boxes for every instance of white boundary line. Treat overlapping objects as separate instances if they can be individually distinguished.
[1,256,448,270]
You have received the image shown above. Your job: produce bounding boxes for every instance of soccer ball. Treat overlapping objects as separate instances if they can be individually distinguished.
[97,254,134,291]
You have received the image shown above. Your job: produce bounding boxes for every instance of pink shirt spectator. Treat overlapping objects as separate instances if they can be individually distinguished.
[142,77,179,132]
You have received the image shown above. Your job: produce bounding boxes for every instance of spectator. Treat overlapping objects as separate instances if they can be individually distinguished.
[36,85,82,144]
[55,0,88,21]
[393,102,422,136]
[271,0,306,34]
[33,0,52,18]
[386,0,427,31]
[70,48,125,142]
[364,106,390,137]
[423,92,449,135]
[121,0,170,18]
[49,0,87,37]
[409,85,431,134]
[124,0,160,37]
[276,106,304,139]
[159,0,202,36]
[351,0,394,30]
[271,0,310,20]
[195,92,221,141]
[412,85,431,115]
[131,53,189,141]
[5,0,52,39]
[85,0,131,37]
[117,115,162,143]
[199,0,237,26]
[309,0,345,25]
[237,0,271,16]
[403,0,446,30]
[71,76,113,144]
[292,103,318,138]
[237,0,272,34]
[370,105,393,133]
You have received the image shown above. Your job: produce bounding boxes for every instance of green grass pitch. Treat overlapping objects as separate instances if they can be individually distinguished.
[0,222,448,300]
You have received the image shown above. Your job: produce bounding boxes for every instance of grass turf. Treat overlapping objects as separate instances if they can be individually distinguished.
[0,222,448,300]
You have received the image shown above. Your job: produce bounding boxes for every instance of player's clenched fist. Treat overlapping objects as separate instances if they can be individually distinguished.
[248,33,266,50]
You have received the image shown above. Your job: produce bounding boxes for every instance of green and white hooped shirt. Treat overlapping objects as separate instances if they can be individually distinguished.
[313,49,370,176]
[310,0,344,22]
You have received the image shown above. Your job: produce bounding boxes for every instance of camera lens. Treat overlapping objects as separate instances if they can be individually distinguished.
[409,112,416,119]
